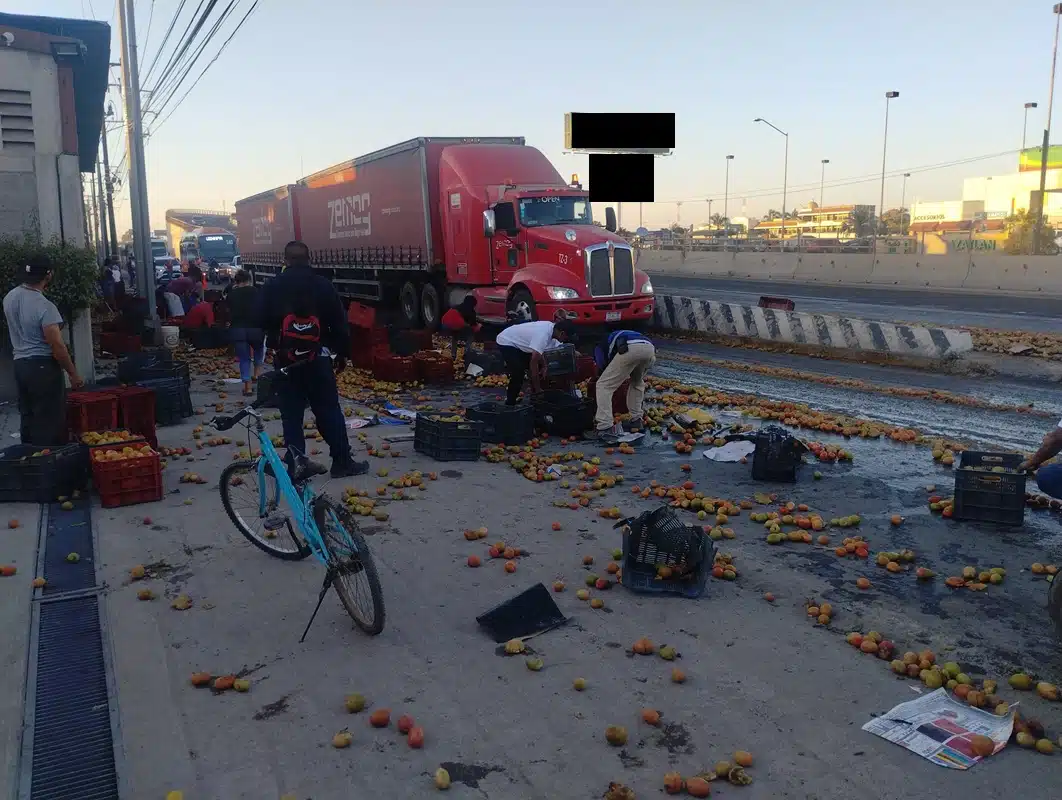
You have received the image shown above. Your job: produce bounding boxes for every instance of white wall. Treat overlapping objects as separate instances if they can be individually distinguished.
[0,47,81,243]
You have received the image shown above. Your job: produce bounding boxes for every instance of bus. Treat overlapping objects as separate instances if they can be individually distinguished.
[179,230,238,265]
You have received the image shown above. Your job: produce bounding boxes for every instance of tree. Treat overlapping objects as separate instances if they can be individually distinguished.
[709,213,729,228]
[668,223,687,234]
[120,228,134,243]
[879,208,910,235]
[1,234,100,334]
[617,227,632,238]
[765,209,783,220]
[1003,209,1058,255]
[843,207,875,238]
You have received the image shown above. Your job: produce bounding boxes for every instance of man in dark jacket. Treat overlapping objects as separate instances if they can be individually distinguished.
[257,240,366,478]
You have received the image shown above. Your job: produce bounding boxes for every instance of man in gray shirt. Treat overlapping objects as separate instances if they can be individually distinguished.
[3,254,83,445]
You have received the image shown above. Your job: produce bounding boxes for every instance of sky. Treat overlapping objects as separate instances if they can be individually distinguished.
[12,0,1061,232]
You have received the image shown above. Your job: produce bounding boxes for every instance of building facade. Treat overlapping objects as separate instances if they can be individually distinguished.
[0,13,109,244]
[754,203,875,239]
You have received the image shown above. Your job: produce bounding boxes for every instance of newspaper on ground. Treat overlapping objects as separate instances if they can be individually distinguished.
[862,688,1014,769]
[701,441,756,463]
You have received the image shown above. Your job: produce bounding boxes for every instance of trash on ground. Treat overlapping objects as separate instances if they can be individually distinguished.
[862,688,1014,769]
[702,441,756,462]
[476,582,568,643]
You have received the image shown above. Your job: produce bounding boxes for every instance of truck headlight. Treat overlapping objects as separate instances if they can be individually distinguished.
[640,279,654,295]
[547,286,579,300]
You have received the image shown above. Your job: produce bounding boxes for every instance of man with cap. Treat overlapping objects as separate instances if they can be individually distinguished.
[495,317,576,405]
[3,254,84,445]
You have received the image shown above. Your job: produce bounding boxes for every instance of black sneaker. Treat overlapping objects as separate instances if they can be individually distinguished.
[625,418,645,433]
[330,459,370,478]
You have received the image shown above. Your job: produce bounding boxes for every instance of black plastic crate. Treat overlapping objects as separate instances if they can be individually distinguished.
[531,390,594,437]
[543,344,577,376]
[116,349,172,383]
[465,401,535,445]
[953,451,1027,526]
[413,414,482,462]
[256,370,281,409]
[137,361,190,384]
[619,507,713,598]
[0,443,85,504]
[136,377,193,425]
[751,426,804,483]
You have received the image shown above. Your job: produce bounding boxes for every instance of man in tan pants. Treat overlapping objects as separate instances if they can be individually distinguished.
[590,330,656,442]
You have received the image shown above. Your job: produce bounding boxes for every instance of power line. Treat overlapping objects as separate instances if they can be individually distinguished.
[655,149,1022,206]
[147,0,237,117]
[139,0,156,70]
[151,0,258,133]
[141,0,190,87]
[147,0,217,102]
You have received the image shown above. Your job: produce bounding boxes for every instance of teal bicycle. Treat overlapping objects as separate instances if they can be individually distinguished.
[213,376,385,639]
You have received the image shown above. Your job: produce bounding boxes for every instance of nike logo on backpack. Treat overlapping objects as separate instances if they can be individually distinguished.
[292,323,315,332]
[294,349,311,356]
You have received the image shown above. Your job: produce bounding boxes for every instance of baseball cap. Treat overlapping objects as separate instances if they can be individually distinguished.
[23,254,53,280]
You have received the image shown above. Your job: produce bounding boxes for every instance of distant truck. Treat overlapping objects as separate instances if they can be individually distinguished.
[234,136,655,329]
[151,236,174,270]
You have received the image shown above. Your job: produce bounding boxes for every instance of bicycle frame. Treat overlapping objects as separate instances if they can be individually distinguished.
[252,424,331,564]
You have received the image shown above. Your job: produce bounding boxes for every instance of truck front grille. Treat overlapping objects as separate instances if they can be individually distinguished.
[586,246,635,297]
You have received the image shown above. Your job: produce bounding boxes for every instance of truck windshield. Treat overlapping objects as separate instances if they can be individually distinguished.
[151,242,167,258]
[198,235,237,261]
[518,196,593,227]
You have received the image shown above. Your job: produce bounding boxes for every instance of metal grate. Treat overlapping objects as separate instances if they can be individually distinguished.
[613,248,635,294]
[41,500,96,596]
[29,595,119,799]
[588,249,611,296]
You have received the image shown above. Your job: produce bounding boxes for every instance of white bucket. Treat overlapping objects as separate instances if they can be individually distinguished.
[162,325,180,349]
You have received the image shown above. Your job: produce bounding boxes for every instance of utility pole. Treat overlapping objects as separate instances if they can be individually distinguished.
[638,202,643,230]
[96,158,110,260]
[81,176,92,248]
[100,124,119,258]
[117,0,157,319]
[88,171,101,260]
[1035,4,1062,255]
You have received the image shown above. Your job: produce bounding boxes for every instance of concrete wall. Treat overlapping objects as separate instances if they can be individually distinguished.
[0,48,84,245]
[653,295,973,360]
[636,249,1062,296]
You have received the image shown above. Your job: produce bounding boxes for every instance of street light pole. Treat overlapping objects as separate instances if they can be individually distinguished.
[724,154,734,243]
[754,118,788,239]
[1035,4,1062,254]
[879,91,900,244]
[819,158,830,208]
[1024,101,1039,152]
[900,172,911,235]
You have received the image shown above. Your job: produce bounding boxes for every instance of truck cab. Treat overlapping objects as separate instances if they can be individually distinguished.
[436,143,653,327]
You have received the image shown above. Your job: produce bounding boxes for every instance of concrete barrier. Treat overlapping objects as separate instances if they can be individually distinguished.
[653,294,973,360]
[636,250,1062,296]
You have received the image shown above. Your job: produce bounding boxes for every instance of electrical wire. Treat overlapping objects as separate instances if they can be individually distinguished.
[139,0,156,70]
[655,149,1023,206]
[140,0,190,87]
[147,0,236,118]
[147,0,217,103]
[151,0,258,134]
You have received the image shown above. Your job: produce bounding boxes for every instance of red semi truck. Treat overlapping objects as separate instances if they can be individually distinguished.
[233,136,655,329]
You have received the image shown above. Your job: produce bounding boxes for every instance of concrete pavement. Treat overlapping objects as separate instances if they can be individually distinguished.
[5,361,1062,798]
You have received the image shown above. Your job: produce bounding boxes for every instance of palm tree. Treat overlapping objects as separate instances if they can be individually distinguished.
[709,213,728,228]
[765,209,783,221]
[846,207,875,238]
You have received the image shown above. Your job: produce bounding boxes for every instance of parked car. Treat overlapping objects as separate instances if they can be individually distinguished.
[841,238,872,253]
[804,238,841,253]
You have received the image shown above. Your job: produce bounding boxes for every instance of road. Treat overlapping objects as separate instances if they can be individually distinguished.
[5,349,1062,798]
[649,273,1062,332]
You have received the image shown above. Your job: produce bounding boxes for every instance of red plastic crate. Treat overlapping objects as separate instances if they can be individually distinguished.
[588,378,632,416]
[99,331,142,355]
[67,393,119,439]
[372,353,416,383]
[116,386,158,448]
[352,342,390,370]
[574,355,599,384]
[414,352,455,384]
[90,441,163,508]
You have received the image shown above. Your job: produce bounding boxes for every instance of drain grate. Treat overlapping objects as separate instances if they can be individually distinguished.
[28,594,119,799]
[41,499,96,595]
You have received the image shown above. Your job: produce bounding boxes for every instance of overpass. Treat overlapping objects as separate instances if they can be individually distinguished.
[164,208,236,252]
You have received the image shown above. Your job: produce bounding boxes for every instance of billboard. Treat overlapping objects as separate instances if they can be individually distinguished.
[1019,145,1062,172]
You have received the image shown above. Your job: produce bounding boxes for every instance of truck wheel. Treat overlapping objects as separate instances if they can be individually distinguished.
[420,283,441,330]
[399,281,420,327]
[507,288,537,322]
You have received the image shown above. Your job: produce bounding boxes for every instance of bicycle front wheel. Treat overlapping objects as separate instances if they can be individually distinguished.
[313,495,385,635]
[220,460,311,561]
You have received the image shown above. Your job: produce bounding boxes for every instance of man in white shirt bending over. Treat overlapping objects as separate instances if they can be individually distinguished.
[495,318,576,405]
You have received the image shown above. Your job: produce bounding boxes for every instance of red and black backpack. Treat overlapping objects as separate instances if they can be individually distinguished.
[277,312,322,365]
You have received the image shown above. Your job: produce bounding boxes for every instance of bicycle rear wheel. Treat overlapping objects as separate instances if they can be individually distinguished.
[313,495,385,635]
[220,460,311,560]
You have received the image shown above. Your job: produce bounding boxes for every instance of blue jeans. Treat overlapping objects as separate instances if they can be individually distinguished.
[230,327,264,382]
[1036,463,1062,499]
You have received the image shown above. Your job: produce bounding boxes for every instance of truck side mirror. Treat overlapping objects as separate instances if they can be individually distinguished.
[605,206,617,233]
[483,209,496,238]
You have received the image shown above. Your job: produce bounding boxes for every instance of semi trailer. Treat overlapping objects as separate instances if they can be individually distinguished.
[234,136,654,329]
